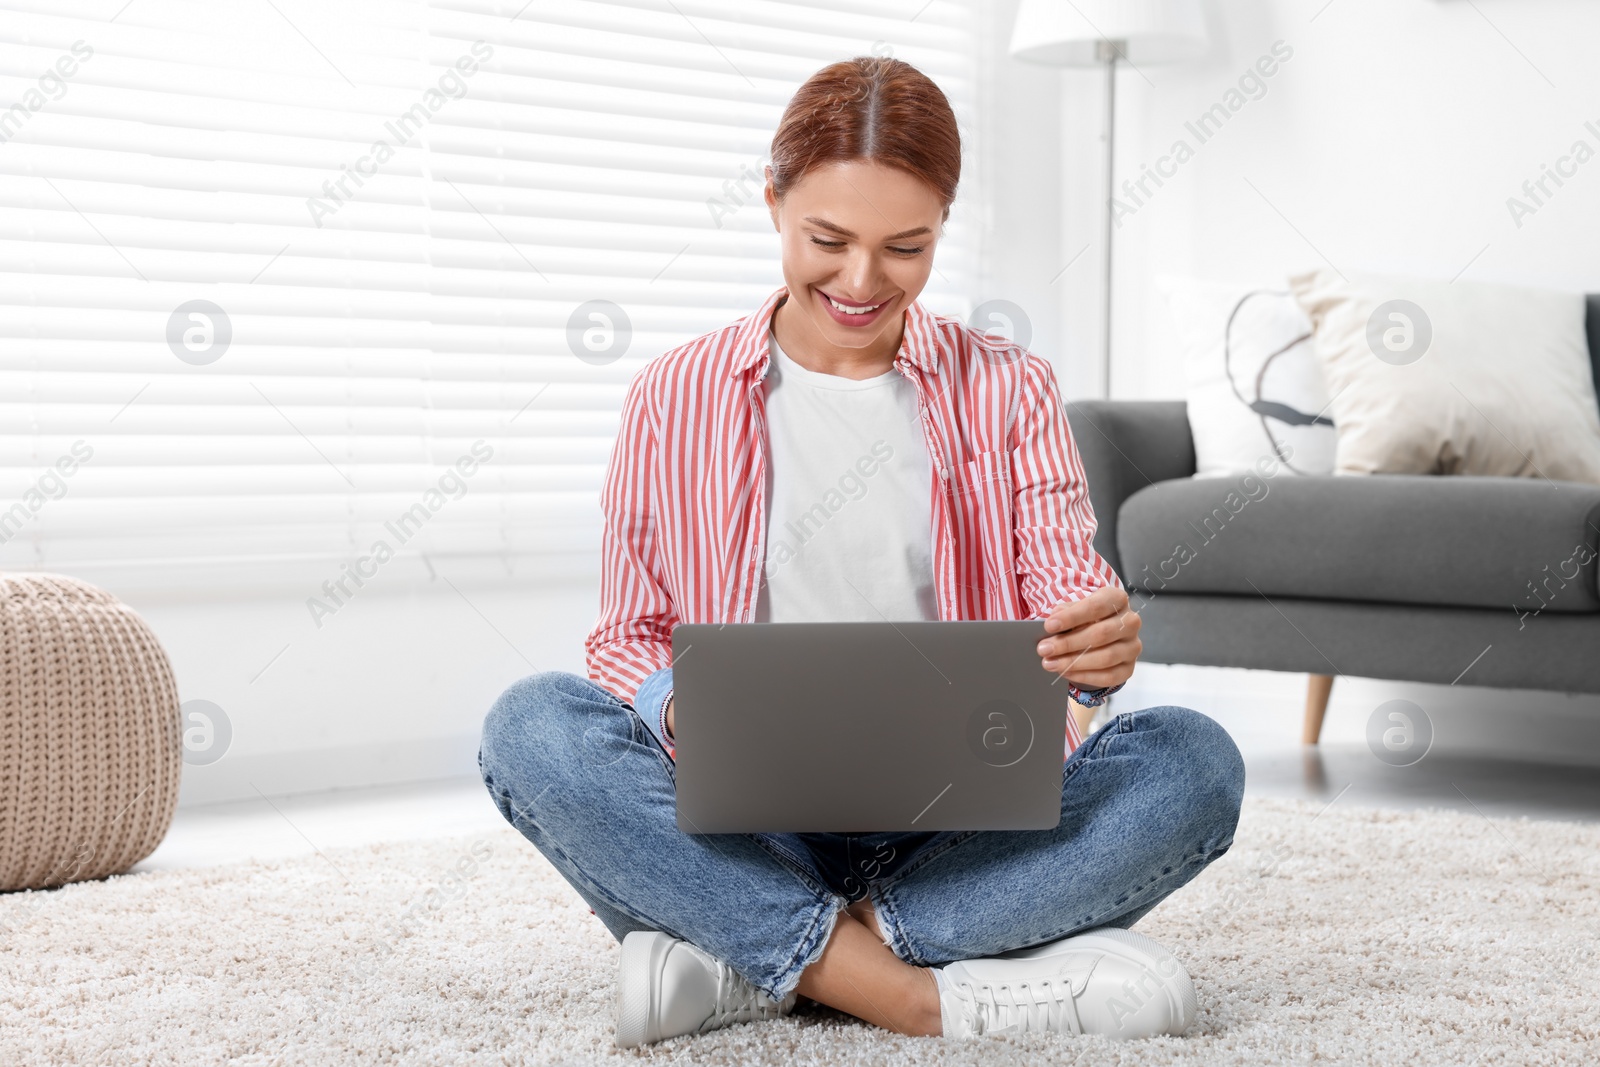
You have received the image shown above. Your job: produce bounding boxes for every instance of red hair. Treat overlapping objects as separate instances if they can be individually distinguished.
[770,57,962,220]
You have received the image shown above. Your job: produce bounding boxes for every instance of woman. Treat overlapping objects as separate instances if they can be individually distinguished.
[479,56,1245,1046]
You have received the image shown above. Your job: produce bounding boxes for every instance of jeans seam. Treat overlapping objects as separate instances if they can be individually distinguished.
[623,702,677,780]
[766,895,848,1001]
[866,829,981,891]
[594,695,674,779]
[748,836,843,901]
[587,680,631,711]
[863,830,981,968]
[1063,710,1133,785]
[871,883,920,966]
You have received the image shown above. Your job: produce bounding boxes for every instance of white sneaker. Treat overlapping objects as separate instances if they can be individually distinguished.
[935,927,1198,1040]
[614,931,796,1047]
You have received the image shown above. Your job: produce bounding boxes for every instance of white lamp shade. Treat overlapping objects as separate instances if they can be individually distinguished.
[1009,0,1208,66]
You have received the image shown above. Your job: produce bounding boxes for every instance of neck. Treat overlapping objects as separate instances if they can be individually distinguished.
[770,292,904,380]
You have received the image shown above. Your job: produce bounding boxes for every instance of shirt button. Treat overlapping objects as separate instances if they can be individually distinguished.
[940,467,951,481]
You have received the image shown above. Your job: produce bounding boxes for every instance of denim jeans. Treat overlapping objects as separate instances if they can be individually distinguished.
[478,671,1246,1001]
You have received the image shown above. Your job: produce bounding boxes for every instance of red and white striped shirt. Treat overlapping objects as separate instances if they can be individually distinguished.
[585,287,1123,754]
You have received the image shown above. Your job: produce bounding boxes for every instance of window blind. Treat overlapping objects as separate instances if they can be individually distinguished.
[0,0,982,597]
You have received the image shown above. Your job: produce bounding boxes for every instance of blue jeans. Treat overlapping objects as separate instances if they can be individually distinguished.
[478,671,1245,1001]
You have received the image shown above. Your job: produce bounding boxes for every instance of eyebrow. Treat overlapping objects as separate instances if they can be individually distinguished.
[803,216,932,242]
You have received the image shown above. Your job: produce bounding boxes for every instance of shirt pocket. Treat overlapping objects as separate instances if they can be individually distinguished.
[949,450,1018,616]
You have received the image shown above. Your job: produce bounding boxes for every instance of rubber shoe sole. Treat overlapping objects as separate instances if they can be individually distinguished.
[615,930,676,1048]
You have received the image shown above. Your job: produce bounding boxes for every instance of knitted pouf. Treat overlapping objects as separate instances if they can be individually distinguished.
[0,572,182,891]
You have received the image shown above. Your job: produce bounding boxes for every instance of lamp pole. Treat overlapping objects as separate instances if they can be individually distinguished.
[1097,38,1122,400]
[1009,2,1208,395]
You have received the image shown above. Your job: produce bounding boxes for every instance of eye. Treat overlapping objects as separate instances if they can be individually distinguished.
[809,236,845,249]
[888,245,925,256]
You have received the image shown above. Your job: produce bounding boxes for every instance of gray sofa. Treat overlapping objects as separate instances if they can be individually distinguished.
[1064,294,1600,742]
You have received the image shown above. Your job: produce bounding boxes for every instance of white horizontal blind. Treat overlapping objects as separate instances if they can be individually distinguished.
[0,0,982,596]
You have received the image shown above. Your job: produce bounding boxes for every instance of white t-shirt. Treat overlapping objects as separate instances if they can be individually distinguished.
[754,330,939,623]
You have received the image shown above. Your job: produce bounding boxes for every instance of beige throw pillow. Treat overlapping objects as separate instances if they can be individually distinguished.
[1289,268,1600,484]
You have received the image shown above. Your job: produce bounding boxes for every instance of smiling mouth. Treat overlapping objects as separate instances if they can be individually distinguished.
[819,290,885,315]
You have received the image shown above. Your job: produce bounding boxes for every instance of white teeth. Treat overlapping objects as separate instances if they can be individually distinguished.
[827,295,880,315]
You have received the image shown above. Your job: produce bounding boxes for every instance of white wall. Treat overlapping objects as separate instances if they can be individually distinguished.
[1062,0,1600,398]
[127,569,596,806]
[973,1,1068,373]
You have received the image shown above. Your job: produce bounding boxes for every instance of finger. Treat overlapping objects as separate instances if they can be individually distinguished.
[1042,640,1141,683]
[1039,610,1140,656]
[1042,654,1132,689]
[1053,638,1140,676]
[1044,587,1119,630]
[1046,644,1138,678]
[1045,586,1128,633]
[1038,610,1141,657]
[1043,637,1141,675]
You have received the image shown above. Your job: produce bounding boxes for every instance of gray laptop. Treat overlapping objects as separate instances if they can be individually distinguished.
[670,621,1069,833]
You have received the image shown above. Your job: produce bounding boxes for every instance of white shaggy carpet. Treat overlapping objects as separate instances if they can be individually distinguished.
[3,796,1598,1066]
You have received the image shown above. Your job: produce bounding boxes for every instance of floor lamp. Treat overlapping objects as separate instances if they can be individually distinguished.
[1009,0,1207,399]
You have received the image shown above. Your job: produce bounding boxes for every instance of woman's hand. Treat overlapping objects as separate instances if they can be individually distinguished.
[665,696,675,739]
[1036,586,1142,691]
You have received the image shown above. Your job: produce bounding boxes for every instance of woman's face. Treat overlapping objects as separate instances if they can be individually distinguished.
[765,159,945,353]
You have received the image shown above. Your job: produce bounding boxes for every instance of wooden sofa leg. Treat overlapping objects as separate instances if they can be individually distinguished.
[1303,674,1334,745]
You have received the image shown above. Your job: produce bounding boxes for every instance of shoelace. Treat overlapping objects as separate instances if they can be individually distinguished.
[964,978,1083,1037]
[706,961,784,1029]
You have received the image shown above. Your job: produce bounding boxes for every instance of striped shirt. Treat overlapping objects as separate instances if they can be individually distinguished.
[585,287,1124,756]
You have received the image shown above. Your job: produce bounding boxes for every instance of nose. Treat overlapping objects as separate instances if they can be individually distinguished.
[837,249,878,302]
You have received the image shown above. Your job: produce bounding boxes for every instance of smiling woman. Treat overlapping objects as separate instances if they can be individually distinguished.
[478,55,1244,1051]
[765,57,960,379]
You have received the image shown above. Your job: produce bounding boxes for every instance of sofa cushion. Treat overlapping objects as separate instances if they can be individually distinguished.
[1290,270,1600,483]
[1118,473,1600,615]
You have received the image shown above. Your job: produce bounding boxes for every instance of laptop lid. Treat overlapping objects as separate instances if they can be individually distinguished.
[671,621,1069,833]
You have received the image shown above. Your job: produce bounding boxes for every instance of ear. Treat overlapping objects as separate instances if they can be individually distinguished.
[764,165,780,229]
